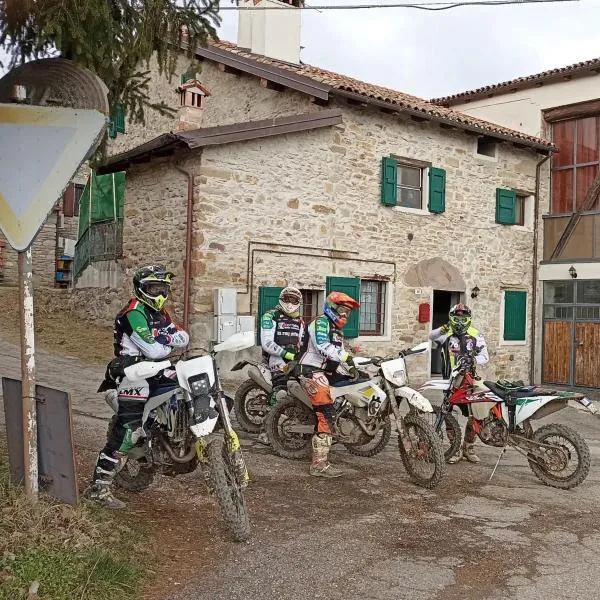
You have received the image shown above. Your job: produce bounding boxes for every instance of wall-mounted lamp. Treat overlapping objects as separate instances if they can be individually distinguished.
[569,266,578,279]
[471,286,480,299]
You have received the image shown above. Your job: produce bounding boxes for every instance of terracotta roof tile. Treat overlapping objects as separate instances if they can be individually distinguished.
[206,40,554,151]
[431,57,600,106]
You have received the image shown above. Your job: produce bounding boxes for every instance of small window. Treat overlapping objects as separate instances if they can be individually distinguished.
[74,183,85,217]
[477,137,497,158]
[397,164,423,209]
[300,289,322,325]
[180,90,203,108]
[359,280,386,336]
[514,195,526,226]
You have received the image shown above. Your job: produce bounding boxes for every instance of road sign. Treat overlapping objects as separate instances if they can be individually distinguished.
[0,103,107,250]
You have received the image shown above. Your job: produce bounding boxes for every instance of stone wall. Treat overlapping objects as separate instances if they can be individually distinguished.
[95,94,546,384]
[108,57,317,156]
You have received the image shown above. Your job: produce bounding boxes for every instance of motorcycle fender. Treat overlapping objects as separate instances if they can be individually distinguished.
[247,365,273,392]
[417,379,451,393]
[516,398,567,423]
[288,380,312,409]
[231,360,250,372]
[568,396,599,415]
[396,386,433,413]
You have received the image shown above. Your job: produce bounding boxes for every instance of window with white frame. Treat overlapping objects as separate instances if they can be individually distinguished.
[359,280,387,336]
[396,163,424,210]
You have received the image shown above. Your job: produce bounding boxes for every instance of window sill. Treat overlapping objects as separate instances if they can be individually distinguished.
[355,333,392,343]
[499,340,527,346]
[392,206,431,217]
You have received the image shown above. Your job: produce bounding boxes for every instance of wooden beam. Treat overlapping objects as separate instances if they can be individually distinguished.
[379,106,396,114]
[410,115,427,123]
[218,63,241,75]
[346,98,368,108]
[551,169,600,259]
[312,96,330,106]
[260,78,285,92]
[544,98,600,123]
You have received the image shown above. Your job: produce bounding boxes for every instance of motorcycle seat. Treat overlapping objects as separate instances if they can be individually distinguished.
[331,376,371,388]
[483,381,558,401]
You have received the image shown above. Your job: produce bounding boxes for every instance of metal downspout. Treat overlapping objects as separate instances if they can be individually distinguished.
[175,162,195,332]
[531,153,551,383]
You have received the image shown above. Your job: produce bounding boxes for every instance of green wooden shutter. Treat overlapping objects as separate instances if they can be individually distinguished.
[181,72,195,84]
[108,104,126,138]
[258,286,284,343]
[428,167,446,214]
[496,188,517,225]
[326,276,361,338]
[381,157,398,206]
[504,291,527,341]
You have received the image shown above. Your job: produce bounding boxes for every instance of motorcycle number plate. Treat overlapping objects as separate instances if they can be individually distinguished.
[362,388,376,399]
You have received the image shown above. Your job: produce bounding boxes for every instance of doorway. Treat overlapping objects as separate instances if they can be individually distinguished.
[431,290,462,375]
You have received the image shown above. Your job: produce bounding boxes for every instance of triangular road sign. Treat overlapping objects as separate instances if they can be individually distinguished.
[0,103,107,250]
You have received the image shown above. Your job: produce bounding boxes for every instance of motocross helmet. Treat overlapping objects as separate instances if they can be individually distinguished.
[133,265,174,311]
[278,286,302,318]
[449,303,472,335]
[324,291,360,328]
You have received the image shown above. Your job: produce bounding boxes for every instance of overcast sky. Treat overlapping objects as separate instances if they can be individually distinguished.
[1,1,598,100]
[216,0,600,99]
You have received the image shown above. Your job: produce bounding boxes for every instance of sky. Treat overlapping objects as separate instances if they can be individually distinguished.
[1,0,599,100]
[215,0,600,99]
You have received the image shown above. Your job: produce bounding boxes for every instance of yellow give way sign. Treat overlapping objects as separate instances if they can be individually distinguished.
[0,103,107,251]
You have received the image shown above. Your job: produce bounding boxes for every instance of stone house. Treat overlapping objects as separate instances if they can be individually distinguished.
[433,59,600,388]
[75,0,554,383]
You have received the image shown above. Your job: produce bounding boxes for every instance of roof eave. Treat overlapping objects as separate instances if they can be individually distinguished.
[333,89,553,153]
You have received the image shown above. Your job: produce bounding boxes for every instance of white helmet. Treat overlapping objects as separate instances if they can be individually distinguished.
[278,286,302,317]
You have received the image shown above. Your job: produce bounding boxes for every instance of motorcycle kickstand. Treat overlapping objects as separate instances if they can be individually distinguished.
[489,445,508,481]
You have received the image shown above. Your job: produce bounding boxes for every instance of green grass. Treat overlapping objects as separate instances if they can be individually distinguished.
[0,446,148,600]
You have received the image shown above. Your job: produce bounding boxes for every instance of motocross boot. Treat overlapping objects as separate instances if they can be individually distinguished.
[85,452,126,509]
[463,442,481,464]
[309,434,344,478]
[447,448,462,464]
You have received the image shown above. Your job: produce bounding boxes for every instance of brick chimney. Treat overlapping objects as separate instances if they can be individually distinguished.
[237,0,303,64]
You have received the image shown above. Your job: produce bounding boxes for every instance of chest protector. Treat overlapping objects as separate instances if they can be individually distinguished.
[323,321,344,372]
[263,310,304,359]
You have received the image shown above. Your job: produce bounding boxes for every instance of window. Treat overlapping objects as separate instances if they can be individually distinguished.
[502,290,527,343]
[551,116,600,214]
[74,184,85,217]
[300,289,322,324]
[396,164,423,209]
[477,137,498,158]
[515,195,526,226]
[359,280,386,336]
[180,90,203,108]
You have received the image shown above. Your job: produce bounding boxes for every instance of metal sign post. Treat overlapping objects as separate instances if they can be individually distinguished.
[17,248,38,498]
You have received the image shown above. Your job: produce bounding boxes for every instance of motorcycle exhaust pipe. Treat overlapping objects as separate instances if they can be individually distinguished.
[158,434,197,464]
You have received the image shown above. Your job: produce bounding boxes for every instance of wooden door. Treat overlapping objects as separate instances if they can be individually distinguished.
[575,322,600,387]
[543,321,572,384]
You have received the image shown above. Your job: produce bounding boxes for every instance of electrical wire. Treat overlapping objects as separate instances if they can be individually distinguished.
[220,0,580,10]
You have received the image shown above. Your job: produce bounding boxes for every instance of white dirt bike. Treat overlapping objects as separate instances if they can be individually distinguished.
[231,359,273,433]
[104,331,255,541]
[265,342,446,489]
[418,351,598,489]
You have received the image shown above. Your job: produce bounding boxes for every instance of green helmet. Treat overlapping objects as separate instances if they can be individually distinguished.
[133,265,174,311]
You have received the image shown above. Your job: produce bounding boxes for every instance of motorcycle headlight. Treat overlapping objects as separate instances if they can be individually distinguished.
[188,373,211,396]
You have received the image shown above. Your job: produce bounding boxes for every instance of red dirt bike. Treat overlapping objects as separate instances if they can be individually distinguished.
[419,352,597,489]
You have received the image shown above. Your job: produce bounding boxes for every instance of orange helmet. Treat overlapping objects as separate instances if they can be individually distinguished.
[324,291,360,328]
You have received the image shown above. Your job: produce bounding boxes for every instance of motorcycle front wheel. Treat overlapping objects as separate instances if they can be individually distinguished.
[422,406,462,462]
[527,423,591,490]
[265,395,314,460]
[207,438,251,542]
[233,380,269,433]
[398,414,445,489]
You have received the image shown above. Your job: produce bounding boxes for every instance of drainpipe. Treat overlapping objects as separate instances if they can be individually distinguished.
[175,162,195,332]
[530,153,551,383]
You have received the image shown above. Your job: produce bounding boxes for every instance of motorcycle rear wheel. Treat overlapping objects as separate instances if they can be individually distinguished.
[207,438,251,542]
[527,423,591,490]
[398,414,445,489]
[265,395,314,460]
[233,380,269,434]
[344,417,392,457]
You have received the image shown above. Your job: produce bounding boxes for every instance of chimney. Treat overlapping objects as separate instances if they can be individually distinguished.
[237,0,303,64]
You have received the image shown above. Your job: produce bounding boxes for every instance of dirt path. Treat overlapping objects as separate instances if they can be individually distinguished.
[3,314,600,599]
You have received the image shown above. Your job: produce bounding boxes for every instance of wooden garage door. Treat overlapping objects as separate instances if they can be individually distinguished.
[543,321,572,384]
[575,322,600,387]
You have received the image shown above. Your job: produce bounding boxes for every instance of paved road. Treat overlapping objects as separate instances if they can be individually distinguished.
[2,342,600,599]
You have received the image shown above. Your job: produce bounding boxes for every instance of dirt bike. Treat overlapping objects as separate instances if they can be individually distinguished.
[231,359,272,433]
[104,331,255,541]
[266,342,446,489]
[419,352,597,489]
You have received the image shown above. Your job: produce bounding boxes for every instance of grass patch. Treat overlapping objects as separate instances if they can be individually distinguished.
[0,445,148,600]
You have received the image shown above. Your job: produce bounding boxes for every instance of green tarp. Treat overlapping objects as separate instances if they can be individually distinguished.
[77,171,126,240]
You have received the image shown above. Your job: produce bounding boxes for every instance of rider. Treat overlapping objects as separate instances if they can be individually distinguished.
[258,286,305,445]
[87,265,189,509]
[429,303,489,465]
[298,291,360,478]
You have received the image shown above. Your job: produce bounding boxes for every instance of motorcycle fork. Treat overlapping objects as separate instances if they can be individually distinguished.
[217,392,250,487]
[383,379,405,435]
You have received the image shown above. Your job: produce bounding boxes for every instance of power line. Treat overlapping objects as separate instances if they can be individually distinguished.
[221,0,579,10]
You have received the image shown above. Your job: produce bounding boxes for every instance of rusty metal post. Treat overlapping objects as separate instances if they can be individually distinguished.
[18,248,38,498]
